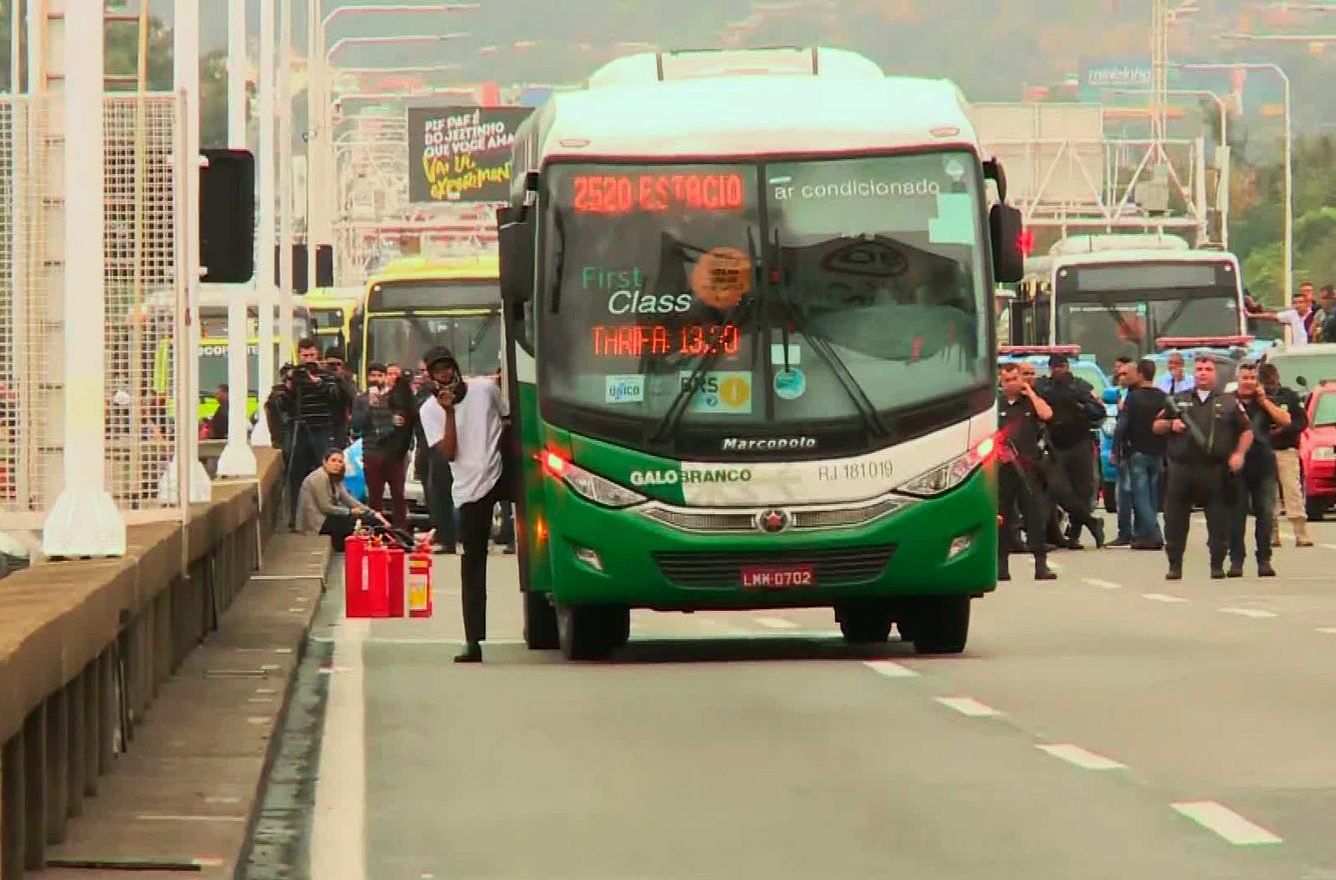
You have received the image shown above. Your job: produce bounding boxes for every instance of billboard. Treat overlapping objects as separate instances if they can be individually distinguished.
[407,106,532,204]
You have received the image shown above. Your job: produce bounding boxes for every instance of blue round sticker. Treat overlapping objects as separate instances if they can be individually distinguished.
[774,368,806,400]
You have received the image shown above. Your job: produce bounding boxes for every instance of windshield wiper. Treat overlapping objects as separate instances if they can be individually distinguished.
[468,313,499,353]
[548,210,567,314]
[772,233,889,438]
[1155,294,1197,339]
[650,229,759,443]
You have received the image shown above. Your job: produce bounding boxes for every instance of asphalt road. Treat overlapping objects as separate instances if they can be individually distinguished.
[291,514,1336,880]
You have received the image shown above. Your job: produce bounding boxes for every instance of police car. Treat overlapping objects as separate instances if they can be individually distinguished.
[998,345,1116,512]
[1148,336,1251,395]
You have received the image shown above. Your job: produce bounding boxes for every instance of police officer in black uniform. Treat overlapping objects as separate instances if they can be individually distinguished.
[1034,352,1107,549]
[997,362,1058,581]
[1152,357,1253,580]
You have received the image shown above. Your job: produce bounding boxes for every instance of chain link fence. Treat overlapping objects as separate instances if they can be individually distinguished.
[0,93,187,526]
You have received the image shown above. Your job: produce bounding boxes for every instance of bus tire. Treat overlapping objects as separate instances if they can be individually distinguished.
[523,591,560,650]
[835,601,894,644]
[908,596,971,655]
[556,604,624,661]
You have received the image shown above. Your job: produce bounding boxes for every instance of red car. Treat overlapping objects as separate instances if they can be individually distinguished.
[1301,381,1336,520]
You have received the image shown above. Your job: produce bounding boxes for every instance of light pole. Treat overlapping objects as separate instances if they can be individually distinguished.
[216,0,258,478]
[1176,61,1291,306]
[251,0,277,449]
[279,0,295,356]
[307,4,478,289]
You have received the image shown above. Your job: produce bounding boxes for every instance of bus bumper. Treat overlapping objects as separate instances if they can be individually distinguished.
[538,466,998,610]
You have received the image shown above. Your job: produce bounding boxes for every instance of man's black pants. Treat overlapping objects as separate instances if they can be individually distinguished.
[459,482,502,646]
[1164,460,1233,568]
[999,462,1048,562]
[1050,440,1096,531]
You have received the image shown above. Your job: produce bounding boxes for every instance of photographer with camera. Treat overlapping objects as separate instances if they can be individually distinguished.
[268,338,354,527]
[351,361,416,530]
[418,346,509,664]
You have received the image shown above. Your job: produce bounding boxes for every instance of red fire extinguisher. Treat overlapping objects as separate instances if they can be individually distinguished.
[408,537,433,619]
[344,525,371,618]
[386,543,406,618]
[365,536,390,618]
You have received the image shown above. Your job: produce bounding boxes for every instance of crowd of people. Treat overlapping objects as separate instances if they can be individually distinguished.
[997,349,1311,581]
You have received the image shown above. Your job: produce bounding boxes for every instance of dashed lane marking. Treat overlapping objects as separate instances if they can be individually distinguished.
[1143,593,1190,604]
[1321,544,1336,552]
[1037,743,1126,771]
[1171,801,1283,846]
[1220,607,1278,619]
[755,617,800,630]
[1316,627,1336,636]
[1082,578,1123,590]
[863,660,919,678]
[934,696,1001,717]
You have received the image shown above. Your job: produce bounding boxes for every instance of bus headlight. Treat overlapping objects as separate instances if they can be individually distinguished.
[542,451,646,509]
[895,436,994,497]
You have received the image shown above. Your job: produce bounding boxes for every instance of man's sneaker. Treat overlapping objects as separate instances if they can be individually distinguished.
[1227,564,1244,579]
[1166,566,1183,581]
[1109,536,1133,547]
[1210,567,1226,580]
[454,643,482,663]
[1258,562,1277,577]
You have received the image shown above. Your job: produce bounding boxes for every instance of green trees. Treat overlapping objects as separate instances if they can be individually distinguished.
[1233,134,1336,304]
[0,5,234,147]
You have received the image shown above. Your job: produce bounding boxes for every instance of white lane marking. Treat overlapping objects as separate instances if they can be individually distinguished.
[1321,544,1336,552]
[1037,743,1126,771]
[755,617,799,630]
[934,696,1001,717]
[1316,627,1336,636]
[135,814,246,823]
[310,616,369,880]
[1144,593,1190,603]
[1220,607,1277,619]
[1083,578,1123,590]
[863,660,918,678]
[1171,801,1283,845]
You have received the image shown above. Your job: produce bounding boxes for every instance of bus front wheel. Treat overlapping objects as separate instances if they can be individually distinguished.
[523,591,560,650]
[905,596,971,655]
[556,604,629,661]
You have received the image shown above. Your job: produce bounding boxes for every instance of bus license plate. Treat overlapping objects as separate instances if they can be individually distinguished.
[741,564,815,589]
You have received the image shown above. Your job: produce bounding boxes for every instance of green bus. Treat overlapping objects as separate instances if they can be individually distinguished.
[496,47,1025,660]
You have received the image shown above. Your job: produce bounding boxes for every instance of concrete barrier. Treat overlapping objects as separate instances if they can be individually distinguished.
[0,449,286,878]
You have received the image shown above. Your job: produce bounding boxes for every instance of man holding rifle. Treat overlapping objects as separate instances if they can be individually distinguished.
[1152,357,1253,581]
[997,362,1057,582]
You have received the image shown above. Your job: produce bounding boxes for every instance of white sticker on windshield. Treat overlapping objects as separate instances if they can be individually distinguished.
[605,374,645,404]
[928,193,975,245]
[770,343,800,367]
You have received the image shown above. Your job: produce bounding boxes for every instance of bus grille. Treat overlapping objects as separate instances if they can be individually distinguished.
[652,545,896,589]
[639,496,909,534]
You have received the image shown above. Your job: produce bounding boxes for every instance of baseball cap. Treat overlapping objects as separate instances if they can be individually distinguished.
[1048,353,1069,367]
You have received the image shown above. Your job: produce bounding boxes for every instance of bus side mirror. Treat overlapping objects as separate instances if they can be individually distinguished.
[990,204,1025,284]
[983,157,1008,203]
[497,205,535,304]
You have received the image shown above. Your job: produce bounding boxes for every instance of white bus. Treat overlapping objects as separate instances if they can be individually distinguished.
[1012,234,1245,371]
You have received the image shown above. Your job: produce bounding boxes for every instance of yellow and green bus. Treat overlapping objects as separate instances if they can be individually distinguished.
[197,305,314,421]
[302,285,363,363]
[358,254,503,387]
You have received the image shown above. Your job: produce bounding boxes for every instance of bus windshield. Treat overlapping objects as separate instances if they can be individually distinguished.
[538,152,990,456]
[1053,260,1240,369]
[364,279,502,374]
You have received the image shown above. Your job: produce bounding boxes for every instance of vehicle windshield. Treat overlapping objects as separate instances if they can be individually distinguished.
[1312,392,1336,428]
[365,312,502,376]
[1269,352,1336,391]
[1053,260,1241,371]
[537,153,990,457]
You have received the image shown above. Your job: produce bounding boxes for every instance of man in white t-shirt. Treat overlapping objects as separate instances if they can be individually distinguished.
[1250,284,1315,346]
[418,346,509,663]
